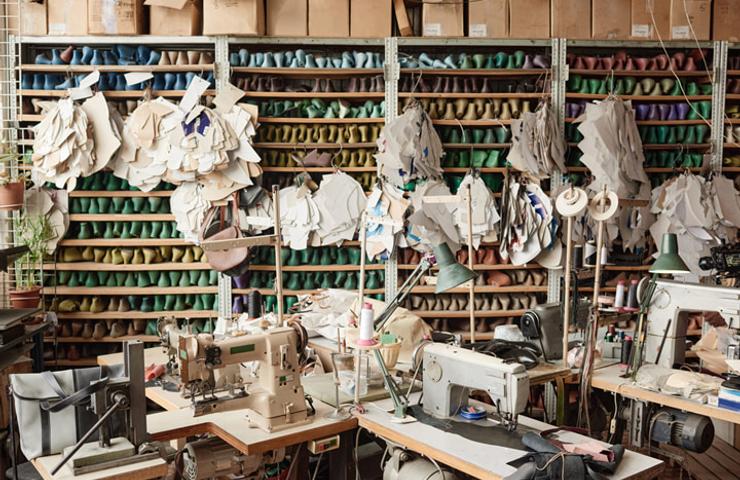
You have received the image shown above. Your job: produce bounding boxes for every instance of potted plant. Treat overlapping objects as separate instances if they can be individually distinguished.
[0,150,25,211]
[10,214,52,309]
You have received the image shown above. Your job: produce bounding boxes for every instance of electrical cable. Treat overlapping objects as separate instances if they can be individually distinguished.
[310,452,324,480]
[284,443,303,480]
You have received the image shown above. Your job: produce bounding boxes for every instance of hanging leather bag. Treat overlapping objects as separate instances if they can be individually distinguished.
[199,193,250,276]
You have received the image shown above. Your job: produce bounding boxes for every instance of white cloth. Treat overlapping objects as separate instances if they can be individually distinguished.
[313,171,367,245]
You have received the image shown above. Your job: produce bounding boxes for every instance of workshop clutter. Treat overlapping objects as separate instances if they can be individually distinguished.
[18,0,729,39]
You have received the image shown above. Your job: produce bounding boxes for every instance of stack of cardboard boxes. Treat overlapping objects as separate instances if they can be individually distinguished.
[11,0,739,41]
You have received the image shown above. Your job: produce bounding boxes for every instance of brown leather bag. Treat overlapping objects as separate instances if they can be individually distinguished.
[199,193,250,276]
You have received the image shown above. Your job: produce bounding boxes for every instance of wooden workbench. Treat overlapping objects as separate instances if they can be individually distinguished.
[356,394,665,480]
[31,455,168,480]
[592,363,740,425]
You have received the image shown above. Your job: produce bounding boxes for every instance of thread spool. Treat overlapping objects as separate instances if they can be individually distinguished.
[625,280,639,312]
[621,336,633,365]
[614,280,626,308]
[247,290,263,319]
[600,245,609,265]
[584,241,597,267]
[573,244,584,269]
[357,302,376,346]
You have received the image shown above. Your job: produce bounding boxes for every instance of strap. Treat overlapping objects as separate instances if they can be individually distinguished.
[41,371,68,399]
[40,377,110,413]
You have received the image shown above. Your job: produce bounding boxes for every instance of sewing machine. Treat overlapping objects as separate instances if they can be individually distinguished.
[177,326,312,432]
[422,343,529,430]
[645,280,740,368]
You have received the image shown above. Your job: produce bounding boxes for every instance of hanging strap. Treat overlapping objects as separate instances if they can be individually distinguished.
[40,371,110,413]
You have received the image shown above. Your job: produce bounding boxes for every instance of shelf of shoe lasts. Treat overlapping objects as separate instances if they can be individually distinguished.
[259,117,384,124]
[565,93,713,101]
[252,142,376,149]
[67,190,173,197]
[43,286,219,295]
[231,288,384,296]
[18,64,214,73]
[409,286,547,294]
[248,264,385,272]
[67,214,175,221]
[17,89,216,98]
[566,142,711,150]
[43,335,160,344]
[399,92,547,100]
[44,262,211,271]
[565,117,708,126]
[55,310,217,320]
[243,92,384,99]
[58,238,194,247]
[412,310,527,319]
[397,263,542,271]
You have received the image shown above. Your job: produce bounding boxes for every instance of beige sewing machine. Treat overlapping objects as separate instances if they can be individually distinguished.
[173,324,312,432]
[645,279,740,368]
[421,343,529,430]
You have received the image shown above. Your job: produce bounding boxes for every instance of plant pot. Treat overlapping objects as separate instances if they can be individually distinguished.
[0,181,24,211]
[9,286,41,309]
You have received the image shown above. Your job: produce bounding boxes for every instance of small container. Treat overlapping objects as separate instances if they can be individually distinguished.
[358,302,377,346]
[614,280,626,308]
[621,336,633,365]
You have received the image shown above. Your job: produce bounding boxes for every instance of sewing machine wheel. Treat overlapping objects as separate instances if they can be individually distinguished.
[287,319,310,365]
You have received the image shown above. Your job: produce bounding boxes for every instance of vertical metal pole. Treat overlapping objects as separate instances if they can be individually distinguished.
[465,184,475,342]
[547,38,567,305]
[215,35,232,321]
[383,36,399,301]
[712,40,728,174]
[272,185,284,325]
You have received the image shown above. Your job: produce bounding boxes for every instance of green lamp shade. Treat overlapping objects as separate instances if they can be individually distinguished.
[432,243,478,294]
[650,233,690,275]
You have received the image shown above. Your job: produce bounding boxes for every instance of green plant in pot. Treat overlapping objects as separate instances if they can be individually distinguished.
[10,214,53,309]
[0,152,25,211]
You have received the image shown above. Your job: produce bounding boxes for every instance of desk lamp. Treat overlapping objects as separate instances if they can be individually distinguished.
[372,242,477,418]
[628,233,690,378]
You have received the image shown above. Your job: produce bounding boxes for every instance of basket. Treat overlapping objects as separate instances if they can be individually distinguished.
[379,339,402,370]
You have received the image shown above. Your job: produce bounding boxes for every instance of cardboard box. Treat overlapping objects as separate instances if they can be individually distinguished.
[88,0,145,34]
[630,0,670,39]
[592,0,630,39]
[48,0,88,35]
[670,0,710,40]
[203,0,264,35]
[422,0,463,36]
[267,0,307,36]
[308,0,349,37]
[510,0,549,38]
[468,0,508,38]
[146,0,201,35]
[9,1,47,35]
[351,0,391,37]
[551,0,590,39]
[713,0,740,41]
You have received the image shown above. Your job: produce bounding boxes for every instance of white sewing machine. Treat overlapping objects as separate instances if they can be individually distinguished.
[645,280,740,368]
[177,326,311,432]
[422,343,529,430]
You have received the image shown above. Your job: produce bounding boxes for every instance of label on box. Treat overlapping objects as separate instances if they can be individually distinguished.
[423,23,442,36]
[470,24,488,37]
[672,26,691,39]
[48,23,65,34]
[631,24,651,37]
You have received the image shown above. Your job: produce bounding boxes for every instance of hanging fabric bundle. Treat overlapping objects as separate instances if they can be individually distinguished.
[507,100,567,178]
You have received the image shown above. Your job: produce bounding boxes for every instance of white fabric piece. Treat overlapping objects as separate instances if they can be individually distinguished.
[279,185,320,250]
[313,171,367,245]
[171,182,209,243]
[453,174,500,249]
[364,183,409,261]
[507,102,566,178]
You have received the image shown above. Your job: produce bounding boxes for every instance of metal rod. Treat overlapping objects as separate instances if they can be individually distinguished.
[355,212,368,404]
[51,396,125,475]
[465,184,475,343]
[271,185,284,325]
[562,215,574,366]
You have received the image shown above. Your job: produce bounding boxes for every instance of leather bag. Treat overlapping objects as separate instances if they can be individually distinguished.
[199,193,250,276]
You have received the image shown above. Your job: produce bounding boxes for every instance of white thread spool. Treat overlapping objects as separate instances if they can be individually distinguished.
[614,280,626,308]
[358,302,376,346]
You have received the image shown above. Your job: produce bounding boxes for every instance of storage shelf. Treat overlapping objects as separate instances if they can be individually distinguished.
[566,93,712,101]
[442,167,507,173]
[45,335,160,343]
[232,288,384,295]
[69,190,173,197]
[59,239,194,247]
[432,119,513,126]
[19,35,215,45]
[56,310,217,320]
[261,166,376,172]
[411,309,526,318]
[47,359,100,367]
[44,286,218,295]
[253,142,376,149]
[400,68,549,76]
[443,143,511,149]
[69,214,175,222]
[400,92,548,99]
[18,89,216,98]
[565,118,709,126]
[248,264,385,271]
[568,69,710,77]
[410,286,547,294]
[568,142,711,150]
[398,263,542,271]
[19,64,214,72]
[231,67,383,76]
[44,262,210,271]
[259,117,384,124]
[566,166,706,173]
[243,92,384,99]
